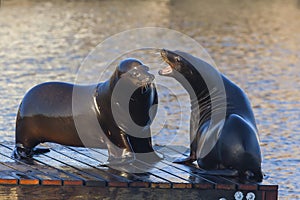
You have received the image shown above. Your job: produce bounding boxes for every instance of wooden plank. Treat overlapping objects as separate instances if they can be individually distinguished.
[148,147,216,188]
[0,152,62,186]
[0,163,39,186]
[237,183,258,191]
[0,144,86,186]
[75,147,173,189]
[0,163,18,185]
[0,143,277,198]
[1,166,40,185]
[1,143,167,188]
[156,145,238,190]
[0,176,18,185]
[157,145,277,196]
[3,144,107,186]
[149,160,214,189]
[258,177,278,199]
[35,150,108,187]
[0,185,267,200]
[47,145,137,187]
[158,160,215,189]
[265,191,278,200]
[64,146,169,188]
[259,181,279,191]
[0,144,83,185]
[0,161,40,186]
[86,148,179,188]
[90,148,192,189]
[75,144,203,188]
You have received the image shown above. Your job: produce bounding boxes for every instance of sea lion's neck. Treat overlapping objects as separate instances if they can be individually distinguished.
[175,65,226,125]
[173,69,210,107]
[172,71,211,124]
[109,71,119,89]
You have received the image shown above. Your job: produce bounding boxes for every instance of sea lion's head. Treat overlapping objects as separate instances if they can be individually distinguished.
[159,49,185,77]
[114,58,155,93]
[158,49,191,77]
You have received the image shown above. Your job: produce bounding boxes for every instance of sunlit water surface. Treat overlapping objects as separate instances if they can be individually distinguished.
[0,0,299,199]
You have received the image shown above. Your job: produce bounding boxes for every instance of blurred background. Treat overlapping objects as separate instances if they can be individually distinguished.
[0,0,299,198]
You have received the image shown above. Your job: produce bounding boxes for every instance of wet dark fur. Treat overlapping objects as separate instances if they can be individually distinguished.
[13,58,160,163]
[159,49,263,182]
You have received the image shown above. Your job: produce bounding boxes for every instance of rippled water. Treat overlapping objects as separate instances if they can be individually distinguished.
[0,0,299,199]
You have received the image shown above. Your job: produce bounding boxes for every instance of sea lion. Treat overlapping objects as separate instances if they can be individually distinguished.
[13,58,161,164]
[159,49,263,181]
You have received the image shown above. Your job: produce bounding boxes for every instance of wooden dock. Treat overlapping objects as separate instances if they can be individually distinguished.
[0,143,278,200]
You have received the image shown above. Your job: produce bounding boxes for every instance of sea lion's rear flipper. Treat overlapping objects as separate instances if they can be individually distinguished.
[12,144,50,161]
[12,144,33,159]
[12,144,35,165]
[244,169,264,182]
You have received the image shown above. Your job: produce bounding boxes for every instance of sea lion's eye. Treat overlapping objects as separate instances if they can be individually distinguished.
[175,56,181,62]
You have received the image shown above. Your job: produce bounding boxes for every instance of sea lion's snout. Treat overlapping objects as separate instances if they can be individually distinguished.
[139,72,155,94]
[139,73,155,87]
[125,67,155,90]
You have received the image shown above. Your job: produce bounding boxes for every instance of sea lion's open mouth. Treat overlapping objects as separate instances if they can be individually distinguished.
[159,65,173,76]
[159,49,174,76]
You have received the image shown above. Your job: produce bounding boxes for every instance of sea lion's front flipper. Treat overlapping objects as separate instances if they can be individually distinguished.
[173,156,196,165]
[101,135,135,167]
[173,149,196,165]
[100,152,135,170]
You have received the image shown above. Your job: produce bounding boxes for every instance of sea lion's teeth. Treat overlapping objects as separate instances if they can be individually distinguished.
[159,65,173,75]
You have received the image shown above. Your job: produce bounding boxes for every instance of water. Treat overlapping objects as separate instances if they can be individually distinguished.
[0,0,299,199]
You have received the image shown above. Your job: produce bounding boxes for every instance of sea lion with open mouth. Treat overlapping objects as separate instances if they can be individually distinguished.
[13,58,161,164]
[159,49,263,182]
